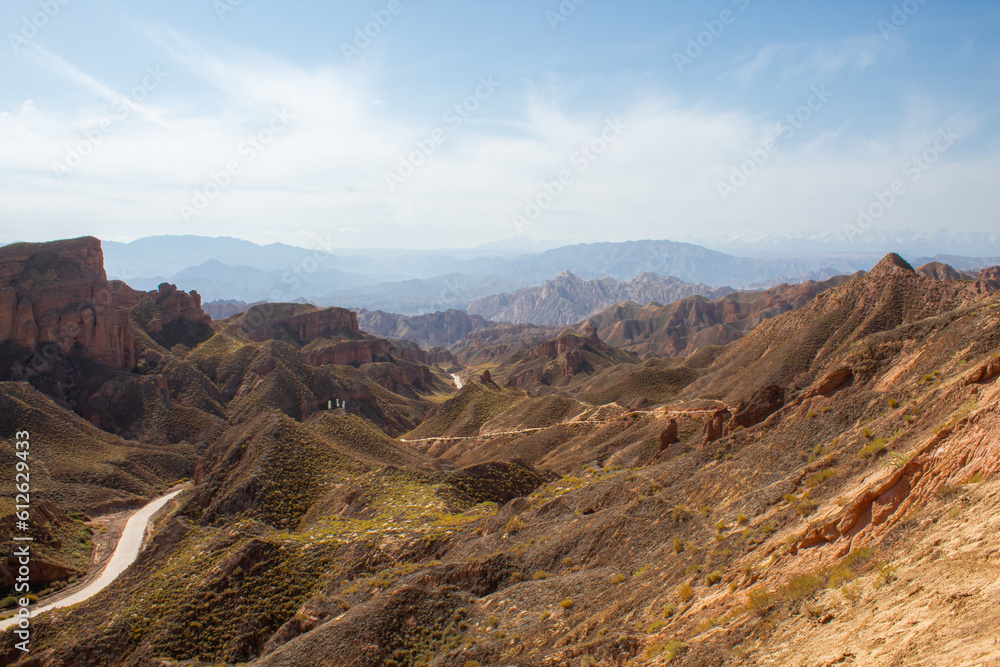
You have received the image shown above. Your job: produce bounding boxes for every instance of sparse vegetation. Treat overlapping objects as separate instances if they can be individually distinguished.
[859,437,888,459]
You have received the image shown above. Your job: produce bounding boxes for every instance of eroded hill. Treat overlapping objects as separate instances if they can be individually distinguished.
[2,249,1000,666]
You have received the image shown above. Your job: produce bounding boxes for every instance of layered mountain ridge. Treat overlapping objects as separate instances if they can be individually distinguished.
[2,240,1000,666]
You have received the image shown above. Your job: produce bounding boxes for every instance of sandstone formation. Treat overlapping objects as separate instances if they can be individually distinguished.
[976,265,1000,293]
[302,339,393,367]
[581,274,855,358]
[114,281,213,349]
[701,407,731,445]
[659,419,679,452]
[0,237,135,368]
[239,303,359,344]
[730,383,786,429]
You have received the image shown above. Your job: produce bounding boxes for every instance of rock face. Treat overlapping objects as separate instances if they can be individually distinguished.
[702,408,730,445]
[357,309,493,347]
[303,339,393,367]
[239,304,359,344]
[468,271,734,326]
[731,384,786,429]
[806,367,854,398]
[0,237,135,369]
[976,266,1000,294]
[114,281,213,349]
[659,419,679,452]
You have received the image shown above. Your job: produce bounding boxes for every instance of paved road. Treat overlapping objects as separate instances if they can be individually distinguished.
[0,489,183,631]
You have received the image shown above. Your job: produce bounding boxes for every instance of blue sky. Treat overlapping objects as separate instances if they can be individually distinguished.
[1,0,998,250]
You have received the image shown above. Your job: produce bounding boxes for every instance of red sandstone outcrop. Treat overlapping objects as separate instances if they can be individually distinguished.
[565,349,587,376]
[805,366,853,398]
[0,237,135,369]
[239,304,359,344]
[731,384,786,429]
[702,408,731,445]
[582,274,854,358]
[659,419,679,452]
[303,339,392,367]
[976,266,1000,294]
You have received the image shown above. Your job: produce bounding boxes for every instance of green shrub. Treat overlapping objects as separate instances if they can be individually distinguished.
[532,570,548,581]
[676,583,694,602]
[560,598,574,610]
[785,573,823,602]
[706,570,722,586]
[859,437,887,459]
[807,468,837,487]
[505,515,525,534]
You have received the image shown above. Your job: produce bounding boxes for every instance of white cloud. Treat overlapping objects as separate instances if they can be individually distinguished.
[0,28,996,249]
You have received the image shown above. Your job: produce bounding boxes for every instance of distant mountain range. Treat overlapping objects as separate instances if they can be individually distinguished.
[467,271,735,326]
[95,234,1000,318]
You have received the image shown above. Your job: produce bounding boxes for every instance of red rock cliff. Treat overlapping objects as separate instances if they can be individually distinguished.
[0,237,135,369]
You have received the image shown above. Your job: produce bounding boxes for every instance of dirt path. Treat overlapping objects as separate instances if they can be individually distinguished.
[400,402,734,444]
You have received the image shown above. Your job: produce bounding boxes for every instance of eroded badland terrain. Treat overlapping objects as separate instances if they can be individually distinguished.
[1,237,1000,666]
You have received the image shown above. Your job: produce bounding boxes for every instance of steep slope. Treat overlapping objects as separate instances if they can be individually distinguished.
[468,271,734,326]
[681,253,992,404]
[582,275,854,358]
[8,252,1000,667]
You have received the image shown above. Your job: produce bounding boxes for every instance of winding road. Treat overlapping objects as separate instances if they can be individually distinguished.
[0,488,183,631]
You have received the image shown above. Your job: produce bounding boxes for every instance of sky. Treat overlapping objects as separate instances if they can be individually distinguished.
[0,0,998,251]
